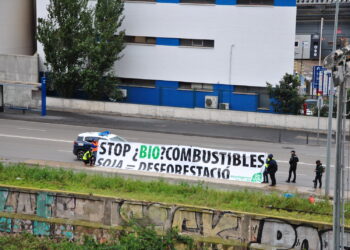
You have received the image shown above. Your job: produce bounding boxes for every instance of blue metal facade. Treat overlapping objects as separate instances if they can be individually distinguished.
[119,80,271,112]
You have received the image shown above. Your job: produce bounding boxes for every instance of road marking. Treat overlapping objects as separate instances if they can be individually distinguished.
[278,160,350,169]
[0,133,71,143]
[57,150,72,153]
[278,160,315,167]
[17,127,47,132]
[125,137,139,141]
[278,171,306,176]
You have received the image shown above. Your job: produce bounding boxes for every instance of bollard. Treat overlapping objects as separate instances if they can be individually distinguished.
[278,130,282,143]
[306,133,309,145]
[41,77,46,116]
[0,85,3,112]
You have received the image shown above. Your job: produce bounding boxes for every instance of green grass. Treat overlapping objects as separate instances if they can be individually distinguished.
[0,225,194,250]
[0,163,348,225]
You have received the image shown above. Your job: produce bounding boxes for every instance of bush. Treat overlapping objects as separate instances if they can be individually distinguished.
[0,222,193,249]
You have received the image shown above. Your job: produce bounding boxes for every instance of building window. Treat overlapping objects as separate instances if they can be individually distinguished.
[119,78,156,88]
[124,36,156,45]
[237,0,274,5]
[235,86,269,108]
[180,39,214,48]
[178,82,192,90]
[178,82,213,91]
[125,36,214,48]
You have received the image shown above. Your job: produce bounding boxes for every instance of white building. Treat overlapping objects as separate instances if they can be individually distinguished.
[36,0,296,111]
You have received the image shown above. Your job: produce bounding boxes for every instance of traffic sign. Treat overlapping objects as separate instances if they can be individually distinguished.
[312,66,323,89]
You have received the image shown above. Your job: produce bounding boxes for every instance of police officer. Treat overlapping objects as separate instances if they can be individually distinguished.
[91,140,98,165]
[286,150,299,183]
[262,157,270,184]
[313,160,324,189]
[267,154,278,186]
[83,148,93,166]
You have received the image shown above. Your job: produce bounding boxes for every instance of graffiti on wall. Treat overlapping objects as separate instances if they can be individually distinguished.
[250,218,350,250]
[0,188,349,249]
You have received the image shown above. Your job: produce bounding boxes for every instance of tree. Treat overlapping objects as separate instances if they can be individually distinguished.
[267,73,305,115]
[37,0,125,99]
[83,0,125,100]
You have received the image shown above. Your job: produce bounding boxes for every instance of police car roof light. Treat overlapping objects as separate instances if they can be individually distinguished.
[98,131,110,136]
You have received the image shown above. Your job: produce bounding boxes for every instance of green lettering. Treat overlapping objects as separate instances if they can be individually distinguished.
[139,145,147,159]
[152,146,160,159]
[148,146,152,159]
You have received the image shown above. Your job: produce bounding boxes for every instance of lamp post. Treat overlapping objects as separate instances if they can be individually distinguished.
[325,0,340,198]
[319,17,324,66]
[229,44,235,85]
[324,46,350,250]
[301,42,305,75]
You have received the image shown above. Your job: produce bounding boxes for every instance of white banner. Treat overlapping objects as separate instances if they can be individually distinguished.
[96,142,267,183]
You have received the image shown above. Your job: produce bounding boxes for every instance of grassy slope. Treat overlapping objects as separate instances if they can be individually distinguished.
[0,163,347,225]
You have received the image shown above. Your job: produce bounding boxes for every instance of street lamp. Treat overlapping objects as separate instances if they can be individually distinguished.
[325,0,340,198]
[229,44,235,85]
[324,44,350,250]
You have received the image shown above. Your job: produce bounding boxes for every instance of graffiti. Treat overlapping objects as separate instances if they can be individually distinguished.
[0,187,348,249]
[249,218,350,250]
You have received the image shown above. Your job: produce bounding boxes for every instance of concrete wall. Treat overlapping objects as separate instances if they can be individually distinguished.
[47,97,349,132]
[0,0,34,56]
[0,54,40,108]
[0,185,348,249]
[0,54,38,83]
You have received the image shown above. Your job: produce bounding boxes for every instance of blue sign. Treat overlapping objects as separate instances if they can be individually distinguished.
[312,66,322,89]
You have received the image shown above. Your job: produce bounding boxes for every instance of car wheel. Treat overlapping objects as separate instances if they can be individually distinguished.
[77,150,85,161]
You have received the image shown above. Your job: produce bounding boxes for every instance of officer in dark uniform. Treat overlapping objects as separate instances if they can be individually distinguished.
[286,150,299,183]
[313,160,324,189]
[267,154,278,186]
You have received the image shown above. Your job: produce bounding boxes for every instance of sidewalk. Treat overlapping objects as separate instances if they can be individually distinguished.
[5,158,327,199]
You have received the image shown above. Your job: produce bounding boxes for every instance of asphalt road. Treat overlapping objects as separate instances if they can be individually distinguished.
[0,111,347,191]
[0,109,331,145]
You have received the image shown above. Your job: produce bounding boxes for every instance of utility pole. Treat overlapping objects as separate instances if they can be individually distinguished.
[324,49,350,250]
[319,17,324,66]
[325,0,340,197]
[229,44,234,85]
[324,46,350,250]
[301,42,305,75]
[333,70,345,250]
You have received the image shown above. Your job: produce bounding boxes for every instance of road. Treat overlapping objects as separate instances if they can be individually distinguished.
[0,116,346,191]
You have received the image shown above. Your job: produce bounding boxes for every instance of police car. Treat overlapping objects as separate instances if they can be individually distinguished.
[73,131,126,160]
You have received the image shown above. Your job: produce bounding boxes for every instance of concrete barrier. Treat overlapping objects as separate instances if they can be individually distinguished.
[0,185,348,249]
[0,54,40,108]
[47,97,348,132]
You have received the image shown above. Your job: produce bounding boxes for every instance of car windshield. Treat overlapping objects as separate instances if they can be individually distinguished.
[76,136,84,141]
[109,136,126,142]
[85,137,100,142]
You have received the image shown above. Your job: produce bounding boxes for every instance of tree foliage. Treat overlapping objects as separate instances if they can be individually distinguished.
[37,0,125,100]
[267,73,305,115]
